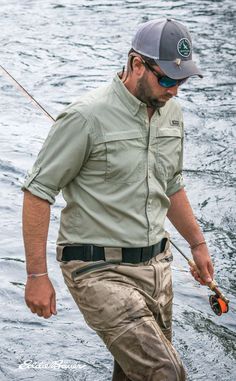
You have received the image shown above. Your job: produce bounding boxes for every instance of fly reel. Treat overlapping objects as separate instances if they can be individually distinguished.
[209,294,229,316]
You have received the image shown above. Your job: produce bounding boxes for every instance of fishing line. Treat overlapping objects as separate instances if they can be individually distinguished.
[0,65,55,122]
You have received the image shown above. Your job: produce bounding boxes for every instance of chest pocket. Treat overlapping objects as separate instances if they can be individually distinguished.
[154,128,183,180]
[104,130,147,184]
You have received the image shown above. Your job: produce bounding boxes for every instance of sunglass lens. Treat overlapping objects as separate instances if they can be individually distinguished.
[159,77,178,88]
[159,76,188,88]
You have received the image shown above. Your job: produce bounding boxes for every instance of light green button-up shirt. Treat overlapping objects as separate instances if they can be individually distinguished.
[22,74,184,247]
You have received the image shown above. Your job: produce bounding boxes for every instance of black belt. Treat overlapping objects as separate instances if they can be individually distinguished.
[61,238,167,264]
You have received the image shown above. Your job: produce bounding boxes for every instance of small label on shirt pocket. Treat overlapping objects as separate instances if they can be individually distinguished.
[104,130,146,184]
[154,128,182,180]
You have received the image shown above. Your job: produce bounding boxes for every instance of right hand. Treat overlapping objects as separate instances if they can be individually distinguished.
[25,275,57,319]
[190,245,214,286]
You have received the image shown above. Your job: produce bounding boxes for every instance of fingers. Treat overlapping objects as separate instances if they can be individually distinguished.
[190,267,205,285]
[25,277,57,319]
[26,301,54,318]
[208,261,214,281]
[34,308,44,317]
[190,262,213,285]
[190,247,214,285]
[199,269,212,284]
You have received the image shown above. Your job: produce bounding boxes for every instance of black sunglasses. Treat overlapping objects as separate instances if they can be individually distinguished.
[140,58,188,88]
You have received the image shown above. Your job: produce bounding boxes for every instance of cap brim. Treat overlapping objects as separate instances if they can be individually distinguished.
[155,59,203,79]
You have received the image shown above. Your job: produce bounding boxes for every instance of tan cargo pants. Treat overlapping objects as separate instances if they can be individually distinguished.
[58,243,186,381]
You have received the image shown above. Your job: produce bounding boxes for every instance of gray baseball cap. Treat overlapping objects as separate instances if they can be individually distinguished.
[131,18,203,79]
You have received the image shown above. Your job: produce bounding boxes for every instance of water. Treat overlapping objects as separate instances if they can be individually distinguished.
[0,0,235,380]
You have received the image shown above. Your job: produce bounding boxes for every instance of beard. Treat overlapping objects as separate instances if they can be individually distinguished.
[134,74,167,110]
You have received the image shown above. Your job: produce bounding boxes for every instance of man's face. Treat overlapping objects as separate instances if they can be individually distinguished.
[134,64,179,110]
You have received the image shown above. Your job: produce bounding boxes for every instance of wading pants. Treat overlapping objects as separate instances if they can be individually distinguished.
[59,246,186,381]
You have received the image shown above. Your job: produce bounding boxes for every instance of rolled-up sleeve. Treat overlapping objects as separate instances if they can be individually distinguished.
[166,172,185,197]
[21,109,91,204]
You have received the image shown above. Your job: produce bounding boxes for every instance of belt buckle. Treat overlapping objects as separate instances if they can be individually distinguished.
[104,247,122,263]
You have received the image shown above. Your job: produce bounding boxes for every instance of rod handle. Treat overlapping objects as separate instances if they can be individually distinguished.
[188,259,229,304]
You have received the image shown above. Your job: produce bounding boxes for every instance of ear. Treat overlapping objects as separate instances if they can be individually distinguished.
[131,56,145,77]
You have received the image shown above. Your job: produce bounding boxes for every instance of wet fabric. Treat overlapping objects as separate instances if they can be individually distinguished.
[21,74,184,248]
[59,247,186,381]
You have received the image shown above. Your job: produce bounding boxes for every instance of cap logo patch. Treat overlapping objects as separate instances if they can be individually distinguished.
[177,38,191,57]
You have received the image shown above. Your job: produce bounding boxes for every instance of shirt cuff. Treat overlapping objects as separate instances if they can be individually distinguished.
[166,173,185,197]
[21,165,58,204]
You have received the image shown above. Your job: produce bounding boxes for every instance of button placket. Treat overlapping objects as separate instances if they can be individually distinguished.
[146,120,156,238]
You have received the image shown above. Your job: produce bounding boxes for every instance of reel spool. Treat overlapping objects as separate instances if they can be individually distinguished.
[209,295,229,316]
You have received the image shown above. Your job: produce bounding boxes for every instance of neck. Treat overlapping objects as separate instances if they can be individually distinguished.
[121,72,157,121]
[147,107,155,120]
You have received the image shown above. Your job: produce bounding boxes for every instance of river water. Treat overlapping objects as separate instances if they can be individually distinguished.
[0,1,235,380]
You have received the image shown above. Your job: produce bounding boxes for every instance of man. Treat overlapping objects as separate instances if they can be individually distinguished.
[22,19,214,381]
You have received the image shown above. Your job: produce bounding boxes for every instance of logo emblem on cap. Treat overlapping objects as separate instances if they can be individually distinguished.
[177,38,191,57]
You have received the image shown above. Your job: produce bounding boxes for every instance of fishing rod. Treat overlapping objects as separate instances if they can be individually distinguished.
[170,239,229,316]
[0,65,230,316]
[0,65,55,122]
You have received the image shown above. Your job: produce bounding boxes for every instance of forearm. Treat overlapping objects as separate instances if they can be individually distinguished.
[167,188,214,284]
[167,188,205,246]
[22,190,50,274]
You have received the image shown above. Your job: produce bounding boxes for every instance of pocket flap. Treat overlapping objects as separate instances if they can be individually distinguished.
[103,130,144,143]
[157,128,182,138]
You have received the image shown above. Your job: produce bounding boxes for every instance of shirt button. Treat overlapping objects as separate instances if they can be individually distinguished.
[149,174,152,178]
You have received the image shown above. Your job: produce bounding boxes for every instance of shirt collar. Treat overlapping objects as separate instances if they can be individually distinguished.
[112,73,144,115]
[112,73,164,118]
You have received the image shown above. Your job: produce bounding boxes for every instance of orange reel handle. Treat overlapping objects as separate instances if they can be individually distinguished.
[217,297,229,313]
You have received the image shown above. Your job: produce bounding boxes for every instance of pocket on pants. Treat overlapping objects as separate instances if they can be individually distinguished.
[152,252,173,297]
[152,252,173,342]
[71,261,115,282]
[60,260,115,286]
[158,298,173,342]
